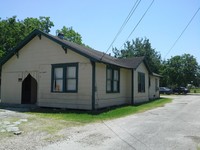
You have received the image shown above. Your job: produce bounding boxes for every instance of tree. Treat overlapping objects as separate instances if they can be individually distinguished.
[194,65,200,87]
[56,26,83,45]
[23,16,54,34]
[160,54,198,87]
[113,38,161,73]
[0,16,54,58]
[0,16,21,57]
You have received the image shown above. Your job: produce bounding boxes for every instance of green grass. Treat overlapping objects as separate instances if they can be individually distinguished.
[190,88,200,93]
[197,145,200,150]
[28,97,172,123]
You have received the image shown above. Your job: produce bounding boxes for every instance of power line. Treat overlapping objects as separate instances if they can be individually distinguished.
[100,0,141,60]
[164,6,200,59]
[120,0,154,49]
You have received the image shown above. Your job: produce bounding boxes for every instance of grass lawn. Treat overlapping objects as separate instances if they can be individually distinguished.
[197,144,200,150]
[28,97,172,124]
[190,88,200,93]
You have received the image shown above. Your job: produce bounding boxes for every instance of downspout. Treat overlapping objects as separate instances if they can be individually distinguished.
[91,61,96,110]
[131,69,134,105]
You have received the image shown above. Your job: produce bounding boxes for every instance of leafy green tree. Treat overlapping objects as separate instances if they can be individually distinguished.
[113,38,161,73]
[194,66,200,87]
[159,60,170,86]
[160,54,198,87]
[0,16,54,58]
[0,16,21,56]
[56,26,82,45]
[23,16,54,34]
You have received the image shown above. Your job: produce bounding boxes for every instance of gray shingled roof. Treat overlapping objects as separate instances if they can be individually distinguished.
[0,29,150,71]
[48,32,146,69]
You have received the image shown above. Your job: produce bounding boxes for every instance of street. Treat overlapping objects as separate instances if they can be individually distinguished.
[41,95,200,150]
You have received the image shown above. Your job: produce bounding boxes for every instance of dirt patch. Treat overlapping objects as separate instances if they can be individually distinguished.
[77,133,111,146]
[186,136,200,148]
[0,108,81,150]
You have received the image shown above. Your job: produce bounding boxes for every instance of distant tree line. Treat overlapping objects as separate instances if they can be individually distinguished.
[113,38,200,88]
[0,16,199,87]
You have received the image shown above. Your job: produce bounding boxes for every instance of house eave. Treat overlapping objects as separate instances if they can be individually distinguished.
[151,72,162,77]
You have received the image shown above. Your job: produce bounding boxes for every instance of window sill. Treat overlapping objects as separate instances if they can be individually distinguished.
[51,91,78,93]
[106,91,120,93]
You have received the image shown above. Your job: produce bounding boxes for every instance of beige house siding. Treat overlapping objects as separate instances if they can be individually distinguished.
[133,62,149,103]
[1,35,93,110]
[1,72,22,104]
[95,63,131,108]
[149,75,160,99]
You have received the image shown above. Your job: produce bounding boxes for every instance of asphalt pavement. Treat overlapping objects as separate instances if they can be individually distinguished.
[40,95,200,150]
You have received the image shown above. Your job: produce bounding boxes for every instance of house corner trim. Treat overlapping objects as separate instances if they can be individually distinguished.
[91,61,96,110]
[131,69,134,105]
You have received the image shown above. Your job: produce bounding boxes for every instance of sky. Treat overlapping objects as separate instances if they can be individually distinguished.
[1,0,200,64]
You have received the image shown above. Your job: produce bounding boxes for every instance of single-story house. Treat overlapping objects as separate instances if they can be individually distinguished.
[0,29,160,110]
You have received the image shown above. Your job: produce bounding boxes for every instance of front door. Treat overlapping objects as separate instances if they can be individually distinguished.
[21,74,37,104]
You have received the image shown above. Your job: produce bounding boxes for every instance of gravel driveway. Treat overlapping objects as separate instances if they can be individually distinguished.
[41,95,200,150]
[1,95,200,150]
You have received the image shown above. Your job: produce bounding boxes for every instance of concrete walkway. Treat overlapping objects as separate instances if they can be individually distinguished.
[0,109,28,133]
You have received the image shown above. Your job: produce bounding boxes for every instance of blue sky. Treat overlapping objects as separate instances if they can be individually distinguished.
[1,0,200,64]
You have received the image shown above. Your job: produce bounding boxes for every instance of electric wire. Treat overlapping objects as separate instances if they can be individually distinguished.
[120,0,154,49]
[100,0,141,60]
[164,6,200,59]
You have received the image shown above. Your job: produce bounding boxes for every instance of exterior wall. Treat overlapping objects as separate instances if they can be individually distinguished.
[1,35,92,110]
[95,63,131,108]
[1,33,159,110]
[149,75,160,99]
[133,62,149,103]
[1,72,22,103]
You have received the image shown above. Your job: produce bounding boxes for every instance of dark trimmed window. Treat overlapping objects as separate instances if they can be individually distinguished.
[106,66,120,93]
[52,63,78,93]
[138,72,145,93]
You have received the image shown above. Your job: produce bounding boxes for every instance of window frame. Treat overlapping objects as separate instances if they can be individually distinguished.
[52,67,64,92]
[51,63,78,93]
[106,66,120,93]
[138,72,145,93]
